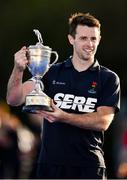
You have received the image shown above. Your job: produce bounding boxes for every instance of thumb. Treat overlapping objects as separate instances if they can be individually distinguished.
[51,100,57,110]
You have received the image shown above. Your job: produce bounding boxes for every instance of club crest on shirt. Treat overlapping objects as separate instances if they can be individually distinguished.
[88,81,97,94]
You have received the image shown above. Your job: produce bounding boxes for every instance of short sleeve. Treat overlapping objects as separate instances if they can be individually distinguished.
[98,71,120,113]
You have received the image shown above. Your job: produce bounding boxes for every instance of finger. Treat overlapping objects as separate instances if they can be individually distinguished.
[46,116,55,123]
[51,100,57,110]
[21,46,27,50]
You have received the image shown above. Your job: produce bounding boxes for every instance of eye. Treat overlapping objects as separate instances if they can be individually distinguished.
[79,36,87,41]
[91,37,97,41]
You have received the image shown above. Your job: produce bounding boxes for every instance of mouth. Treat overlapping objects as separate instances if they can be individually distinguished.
[84,49,93,55]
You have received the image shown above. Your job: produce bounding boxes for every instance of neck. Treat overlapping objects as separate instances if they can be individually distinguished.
[71,57,94,72]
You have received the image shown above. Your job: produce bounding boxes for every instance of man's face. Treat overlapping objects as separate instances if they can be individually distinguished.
[68,25,101,61]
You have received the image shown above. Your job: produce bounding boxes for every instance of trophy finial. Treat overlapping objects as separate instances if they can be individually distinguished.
[33,29,43,44]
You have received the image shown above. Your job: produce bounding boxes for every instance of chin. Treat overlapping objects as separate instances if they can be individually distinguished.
[82,57,89,61]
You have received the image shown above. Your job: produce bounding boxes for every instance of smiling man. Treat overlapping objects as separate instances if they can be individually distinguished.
[7,12,120,179]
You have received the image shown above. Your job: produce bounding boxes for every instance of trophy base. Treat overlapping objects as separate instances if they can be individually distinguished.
[22,87,53,113]
[22,104,53,113]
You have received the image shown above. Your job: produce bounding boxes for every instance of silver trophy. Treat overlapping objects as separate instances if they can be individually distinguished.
[22,29,58,113]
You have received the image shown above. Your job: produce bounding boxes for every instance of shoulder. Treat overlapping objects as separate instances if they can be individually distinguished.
[100,65,120,83]
[48,58,69,73]
[43,59,68,80]
[47,62,64,76]
[49,61,64,70]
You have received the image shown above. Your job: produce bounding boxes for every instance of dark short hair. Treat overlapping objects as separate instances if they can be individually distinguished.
[68,12,101,37]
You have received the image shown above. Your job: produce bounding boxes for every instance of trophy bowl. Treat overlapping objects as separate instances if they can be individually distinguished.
[22,29,58,113]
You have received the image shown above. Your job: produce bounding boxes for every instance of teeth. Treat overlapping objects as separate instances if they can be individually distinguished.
[85,49,92,52]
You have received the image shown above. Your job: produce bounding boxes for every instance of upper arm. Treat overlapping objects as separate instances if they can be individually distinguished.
[98,71,120,114]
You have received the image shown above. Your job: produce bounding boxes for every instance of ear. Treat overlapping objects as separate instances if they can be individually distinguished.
[98,35,101,44]
[68,34,74,45]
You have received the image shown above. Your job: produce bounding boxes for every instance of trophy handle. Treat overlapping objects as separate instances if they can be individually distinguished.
[50,51,58,66]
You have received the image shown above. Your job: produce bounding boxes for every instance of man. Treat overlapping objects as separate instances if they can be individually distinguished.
[6,12,120,179]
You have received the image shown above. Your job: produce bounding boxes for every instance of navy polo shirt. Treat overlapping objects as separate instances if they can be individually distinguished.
[37,57,120,167]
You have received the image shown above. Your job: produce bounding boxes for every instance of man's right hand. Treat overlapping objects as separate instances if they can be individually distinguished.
[14,46,28,71]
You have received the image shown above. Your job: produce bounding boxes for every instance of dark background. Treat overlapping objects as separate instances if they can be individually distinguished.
[0,0,127,178]
[0,0,127,98]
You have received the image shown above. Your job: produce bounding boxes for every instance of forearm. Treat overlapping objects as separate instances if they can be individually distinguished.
[39,101,114,131]
[62,111,101,131]
[61,107,114,131]
[7,66,24,106]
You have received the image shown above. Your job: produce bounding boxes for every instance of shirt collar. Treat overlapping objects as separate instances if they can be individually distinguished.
[89,59,100,71]
[64,56,73,68]
[64,56,100,71]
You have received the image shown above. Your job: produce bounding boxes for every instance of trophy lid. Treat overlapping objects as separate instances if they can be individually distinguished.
[28,29,52,51]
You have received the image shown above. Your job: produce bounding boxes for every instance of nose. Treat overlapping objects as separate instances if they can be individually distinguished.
[86,39,93,46]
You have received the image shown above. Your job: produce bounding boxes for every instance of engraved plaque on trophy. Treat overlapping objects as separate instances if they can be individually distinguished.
[22,29,58,113]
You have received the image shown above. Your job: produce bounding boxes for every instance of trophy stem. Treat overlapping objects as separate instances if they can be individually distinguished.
[34,78,44,93]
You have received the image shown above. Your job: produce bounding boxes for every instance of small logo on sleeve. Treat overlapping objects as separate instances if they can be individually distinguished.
[52,80,66,85]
